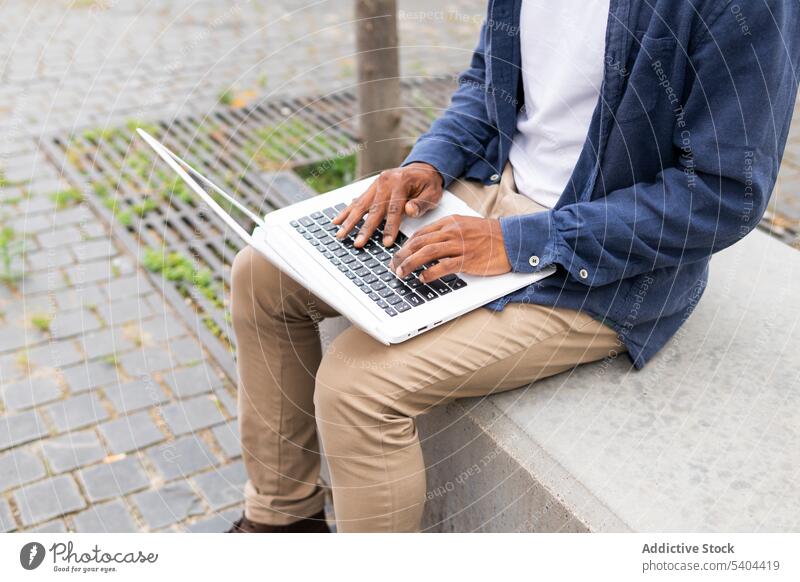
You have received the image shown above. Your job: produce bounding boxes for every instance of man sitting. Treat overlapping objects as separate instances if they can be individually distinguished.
[228,1,800,532]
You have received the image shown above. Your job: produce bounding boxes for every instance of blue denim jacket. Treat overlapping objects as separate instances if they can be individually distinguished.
[403,0,800,368]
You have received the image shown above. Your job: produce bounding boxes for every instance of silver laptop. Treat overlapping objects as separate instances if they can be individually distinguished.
[138,129,555,344]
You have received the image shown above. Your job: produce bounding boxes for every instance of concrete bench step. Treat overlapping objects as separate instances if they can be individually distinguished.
[419,230,800,532]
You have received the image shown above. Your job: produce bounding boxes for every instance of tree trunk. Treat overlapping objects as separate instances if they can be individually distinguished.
[354,0,403,176]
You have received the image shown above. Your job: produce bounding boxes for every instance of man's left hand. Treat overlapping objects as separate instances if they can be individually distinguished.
[390,215,511,284]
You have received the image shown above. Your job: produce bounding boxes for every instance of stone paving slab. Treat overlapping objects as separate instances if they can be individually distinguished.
[211,421,242,460]
[0,449,47,493]
[1,377,61,410]
[77,456,150,504]
[0,410,49,451]
[45,392,109,433]
[161,396,227,437]
[13,475,87,527]
[73,500,139,533]
[61,361,121,394]
[102,379,170,414]
[164,365,226,399]
[98,412,166,455]
[146,436,218,482]
[192,461,247,512]
[131,482,204,530]
[41,431,105,474]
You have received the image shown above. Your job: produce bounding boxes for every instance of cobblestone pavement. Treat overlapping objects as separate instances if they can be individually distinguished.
[0,0,485,533]
[1,0,799,535]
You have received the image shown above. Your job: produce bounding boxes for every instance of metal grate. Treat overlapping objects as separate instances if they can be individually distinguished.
[40,77,458,379]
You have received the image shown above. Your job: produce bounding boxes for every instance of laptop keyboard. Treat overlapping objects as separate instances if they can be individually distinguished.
[290,204,467,317]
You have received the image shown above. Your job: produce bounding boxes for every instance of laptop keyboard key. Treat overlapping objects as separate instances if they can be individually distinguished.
[417,285,438,301]
[428,280,451,295]
[406,293,424,306]
[387,294,403,305]
[395,301,411,313]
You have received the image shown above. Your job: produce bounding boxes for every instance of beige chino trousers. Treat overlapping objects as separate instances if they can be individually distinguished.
[230,165,622,532]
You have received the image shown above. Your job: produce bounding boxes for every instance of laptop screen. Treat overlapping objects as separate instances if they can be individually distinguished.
[137,129,264,246]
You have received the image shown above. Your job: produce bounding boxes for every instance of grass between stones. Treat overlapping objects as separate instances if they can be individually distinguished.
[30,313,53,333]
[294,154,357,193]
[0,224,24,285]
[50,188,84,209]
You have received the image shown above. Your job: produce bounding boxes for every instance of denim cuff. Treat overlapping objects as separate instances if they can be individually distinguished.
[499,211,559,274]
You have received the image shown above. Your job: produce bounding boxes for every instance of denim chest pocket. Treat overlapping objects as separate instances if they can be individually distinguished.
[615,35,678,124]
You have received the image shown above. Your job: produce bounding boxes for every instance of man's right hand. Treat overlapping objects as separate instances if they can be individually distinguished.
[332,162,444,248]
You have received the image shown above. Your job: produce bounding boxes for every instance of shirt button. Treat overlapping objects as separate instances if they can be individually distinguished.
[490,173,500,182]
[579,268,589,279]
[528,255,540,267]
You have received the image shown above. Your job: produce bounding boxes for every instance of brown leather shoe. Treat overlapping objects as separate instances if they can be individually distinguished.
[227,510,330,533]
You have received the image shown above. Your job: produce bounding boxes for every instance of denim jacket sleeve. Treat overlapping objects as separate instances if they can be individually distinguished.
[401,23,497,187]
[500,5,800,286]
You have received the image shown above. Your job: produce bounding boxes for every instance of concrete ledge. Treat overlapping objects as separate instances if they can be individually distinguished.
[419,402,630,532]
[419,230,800,532]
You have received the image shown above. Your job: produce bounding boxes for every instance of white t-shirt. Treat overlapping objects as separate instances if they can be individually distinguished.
[508,0,610,208]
